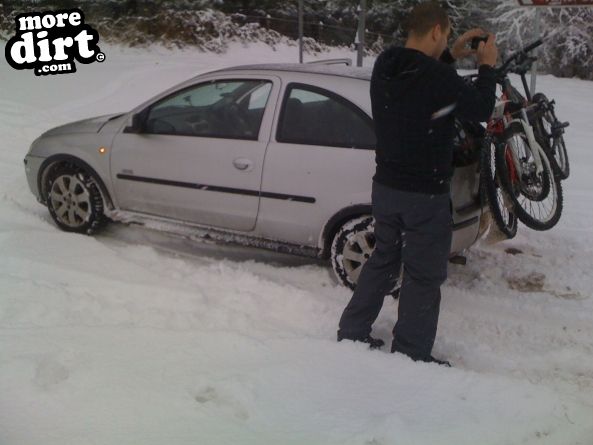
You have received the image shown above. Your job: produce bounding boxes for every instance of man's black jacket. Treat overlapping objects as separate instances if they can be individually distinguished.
[370,47,496,195]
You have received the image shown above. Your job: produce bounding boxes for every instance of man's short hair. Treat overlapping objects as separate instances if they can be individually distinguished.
[405,1,450,37]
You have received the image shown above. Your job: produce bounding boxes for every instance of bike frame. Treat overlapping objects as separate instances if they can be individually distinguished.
[496,53,547,181]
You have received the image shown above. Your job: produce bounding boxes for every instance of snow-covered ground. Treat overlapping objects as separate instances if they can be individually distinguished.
[1,41,593,445]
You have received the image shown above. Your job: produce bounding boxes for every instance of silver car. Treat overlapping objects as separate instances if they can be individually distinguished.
[23,61,487,290]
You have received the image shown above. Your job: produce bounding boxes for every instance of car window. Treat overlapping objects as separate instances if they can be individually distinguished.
[277,84,376,150]
[247,82,272,110]
[145,79,272,140]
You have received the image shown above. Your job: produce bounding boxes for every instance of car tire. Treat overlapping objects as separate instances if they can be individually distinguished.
[330,215,401,297]
[45,164,109,235]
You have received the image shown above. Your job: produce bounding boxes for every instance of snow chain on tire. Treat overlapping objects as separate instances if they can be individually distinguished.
[330,215,401,298]
[45,163,109,235]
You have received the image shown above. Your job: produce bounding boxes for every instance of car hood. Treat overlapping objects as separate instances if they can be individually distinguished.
[41,113,126,137]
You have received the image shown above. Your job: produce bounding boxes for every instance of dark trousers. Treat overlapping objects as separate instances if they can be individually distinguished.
[338,180,453,360]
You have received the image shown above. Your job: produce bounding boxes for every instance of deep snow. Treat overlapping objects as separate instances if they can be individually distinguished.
[1,41,593,445]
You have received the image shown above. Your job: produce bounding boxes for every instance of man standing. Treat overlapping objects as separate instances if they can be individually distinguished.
[337,1,498,366]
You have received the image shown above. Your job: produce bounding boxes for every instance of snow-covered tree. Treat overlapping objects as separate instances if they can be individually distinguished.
[1,0,591,79]
[489,1,593,79]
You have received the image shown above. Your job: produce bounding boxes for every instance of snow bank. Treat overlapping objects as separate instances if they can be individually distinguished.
[1,41,593,445]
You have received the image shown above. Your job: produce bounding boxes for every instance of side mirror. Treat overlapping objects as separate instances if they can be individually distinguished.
[124,112,146,134]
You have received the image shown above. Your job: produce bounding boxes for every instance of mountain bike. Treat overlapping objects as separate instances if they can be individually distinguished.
[494,40,570,181]
[494,39,564,230]
[473,39,564,233]
[479,101,519,238]
[532,92,570,179]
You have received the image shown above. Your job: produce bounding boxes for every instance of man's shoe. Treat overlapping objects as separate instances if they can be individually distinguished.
[391,346,451,367]
[337,333,385,350]
[417,355,451,367]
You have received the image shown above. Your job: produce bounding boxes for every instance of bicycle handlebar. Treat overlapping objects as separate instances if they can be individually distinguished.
[497,39,544,75]
[523,38,544,54]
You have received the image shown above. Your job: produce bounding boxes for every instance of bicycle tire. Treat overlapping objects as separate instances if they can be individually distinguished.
[495,125,563,231]
[532,93,570,180]
[480,134,518,238]
[508,126,552,202]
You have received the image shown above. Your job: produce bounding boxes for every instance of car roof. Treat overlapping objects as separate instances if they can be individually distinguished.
[206,63,373,81]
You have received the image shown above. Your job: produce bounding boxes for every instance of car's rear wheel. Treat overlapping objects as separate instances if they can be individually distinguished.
[330,215,401,297]
[45,164,108,234]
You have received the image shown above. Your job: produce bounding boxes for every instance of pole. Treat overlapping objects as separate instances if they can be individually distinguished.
[530,7,542,95]
[356,0,366,67]
[298,0,304,63]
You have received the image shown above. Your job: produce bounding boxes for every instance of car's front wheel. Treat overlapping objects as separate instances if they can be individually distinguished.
[45,164,108,234]
[330,215,401,296]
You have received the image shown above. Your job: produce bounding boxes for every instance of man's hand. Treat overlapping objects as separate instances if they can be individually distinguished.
[477,34,498,67]
[450,28,487,60]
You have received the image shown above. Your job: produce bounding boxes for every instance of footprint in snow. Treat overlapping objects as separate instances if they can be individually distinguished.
[33,356,70,390]
[365,439,384,445]
[193,385,249,421]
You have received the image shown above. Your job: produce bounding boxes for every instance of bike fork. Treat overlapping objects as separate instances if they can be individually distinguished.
[507,110,545,176]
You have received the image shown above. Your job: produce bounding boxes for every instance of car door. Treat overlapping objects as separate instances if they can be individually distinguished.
[110,74,280,231]
[256,79,377,246]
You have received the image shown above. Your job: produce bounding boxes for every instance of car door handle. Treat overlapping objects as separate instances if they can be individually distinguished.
[233,158,253,171]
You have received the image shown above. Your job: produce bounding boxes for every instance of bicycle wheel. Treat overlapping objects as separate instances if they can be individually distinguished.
[480,134,518,238]
[532,93,570,180]
[509,127,552,202]
[495,124,563,231]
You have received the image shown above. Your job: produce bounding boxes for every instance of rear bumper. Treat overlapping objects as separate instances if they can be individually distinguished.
[452,215,479,231]
[451,196,486,254]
